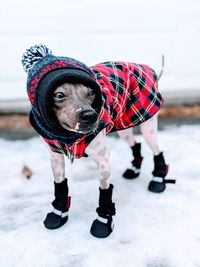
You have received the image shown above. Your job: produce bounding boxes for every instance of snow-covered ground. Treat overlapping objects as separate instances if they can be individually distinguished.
[0,125,200,267]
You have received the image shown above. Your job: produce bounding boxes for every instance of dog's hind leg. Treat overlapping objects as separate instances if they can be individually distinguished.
[85,130,115,238]
[43,151,71,229]
[118,128,143,179]
[139,113,160,156]
[140,113,175,193]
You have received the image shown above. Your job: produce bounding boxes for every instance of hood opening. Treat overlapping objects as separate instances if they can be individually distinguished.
[34,68,103,137]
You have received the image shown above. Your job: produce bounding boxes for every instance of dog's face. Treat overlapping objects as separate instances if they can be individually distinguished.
[53,83,99,134]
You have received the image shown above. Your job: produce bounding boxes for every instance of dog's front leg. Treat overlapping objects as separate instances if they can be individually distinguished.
[85,130,115,238]
[43,151,70,230]
[50,150,65,183]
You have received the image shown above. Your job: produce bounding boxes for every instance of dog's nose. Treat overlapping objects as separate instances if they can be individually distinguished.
[79,110,98,125]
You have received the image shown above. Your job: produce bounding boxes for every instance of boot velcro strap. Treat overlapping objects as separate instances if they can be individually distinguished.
[130,165,140,173]
[97,216,109,224]
[165,179,176,184]
[152,176,176,184]
[96,216,114,230]
[152,176,164,183]
[53,209,69,218]
[52,196,71,217]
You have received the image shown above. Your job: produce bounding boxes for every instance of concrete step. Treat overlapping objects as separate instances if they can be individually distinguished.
[0,116,199,140]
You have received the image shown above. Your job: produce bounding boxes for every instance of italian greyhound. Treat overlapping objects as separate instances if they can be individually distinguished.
[21,44,175,238]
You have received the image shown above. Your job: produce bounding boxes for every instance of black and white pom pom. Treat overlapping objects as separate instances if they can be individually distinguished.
[22,44,52,73]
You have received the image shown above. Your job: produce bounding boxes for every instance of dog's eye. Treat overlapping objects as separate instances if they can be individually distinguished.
[87,90,95,97]
[54,92,65,100]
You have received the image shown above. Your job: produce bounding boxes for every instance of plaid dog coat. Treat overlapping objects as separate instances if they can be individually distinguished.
[42,61,163,160]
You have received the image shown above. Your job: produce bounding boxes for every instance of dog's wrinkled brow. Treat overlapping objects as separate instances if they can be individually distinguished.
[54,83,91,94]
[54,84,71,93]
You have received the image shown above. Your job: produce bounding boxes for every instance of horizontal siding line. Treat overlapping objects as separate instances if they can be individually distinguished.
[0,33,62,40]
[88,29,176,36]
[0,32,63,38]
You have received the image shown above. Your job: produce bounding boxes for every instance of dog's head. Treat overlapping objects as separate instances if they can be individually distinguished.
[53,83,100,134]
[22,44,103,139]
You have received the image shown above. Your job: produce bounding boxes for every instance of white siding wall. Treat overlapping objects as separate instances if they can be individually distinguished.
[0,0,200,101]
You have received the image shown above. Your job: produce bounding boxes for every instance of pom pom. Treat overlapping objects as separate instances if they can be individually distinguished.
[21,44,52,73]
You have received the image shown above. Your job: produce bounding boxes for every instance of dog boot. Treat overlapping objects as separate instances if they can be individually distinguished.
[44,178,71,229]
[123,143,143,179]
[90,184,116,238]
[148,152,175,193]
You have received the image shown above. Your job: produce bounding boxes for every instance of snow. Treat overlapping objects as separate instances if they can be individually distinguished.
[0,125,200,267]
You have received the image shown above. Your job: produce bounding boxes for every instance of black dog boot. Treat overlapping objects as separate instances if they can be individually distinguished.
[148,152,175,193]
[123,143,143,179]
[44,178,71,229]
[90,184,116,238]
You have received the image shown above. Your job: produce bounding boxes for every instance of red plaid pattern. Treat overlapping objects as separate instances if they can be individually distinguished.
[43,61,163,159]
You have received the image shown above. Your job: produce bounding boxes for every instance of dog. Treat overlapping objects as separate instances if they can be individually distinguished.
[22,44,175,238]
